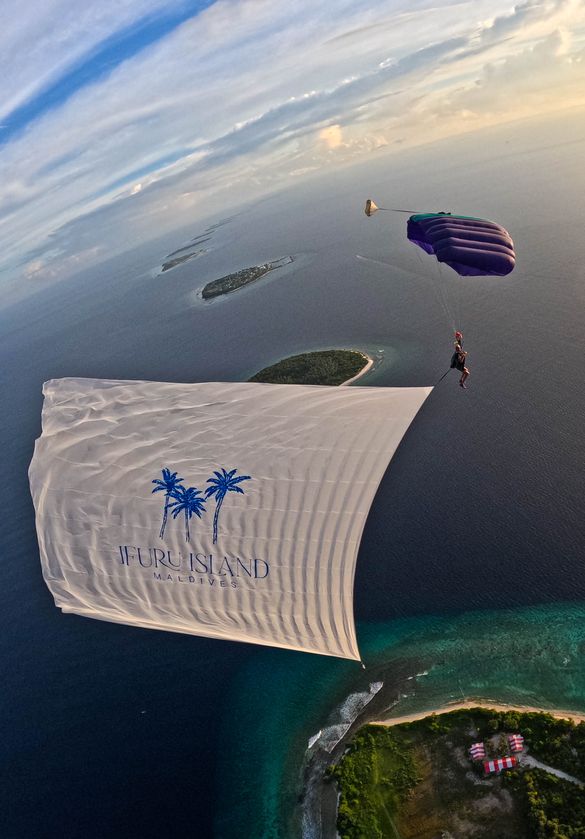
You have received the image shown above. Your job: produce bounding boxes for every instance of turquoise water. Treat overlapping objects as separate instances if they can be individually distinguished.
[216,603,585,837]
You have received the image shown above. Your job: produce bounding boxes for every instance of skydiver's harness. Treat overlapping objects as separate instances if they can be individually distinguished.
[436,340,465,384]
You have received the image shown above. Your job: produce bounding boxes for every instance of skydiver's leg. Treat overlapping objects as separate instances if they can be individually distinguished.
[459,367,469,387]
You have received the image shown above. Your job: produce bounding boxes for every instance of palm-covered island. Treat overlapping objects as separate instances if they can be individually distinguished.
[201,255,293,299]
[249,349,371,386]
[324,707,585,839]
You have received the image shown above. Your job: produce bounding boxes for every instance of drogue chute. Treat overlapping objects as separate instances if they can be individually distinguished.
[364,199,379,217]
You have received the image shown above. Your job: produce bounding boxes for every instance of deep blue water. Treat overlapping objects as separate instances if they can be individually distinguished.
[1,111,585,837]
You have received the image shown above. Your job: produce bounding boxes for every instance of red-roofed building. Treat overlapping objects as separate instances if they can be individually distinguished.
[508,734,524,753]
[483,756,518,775]
[469,742,486,761]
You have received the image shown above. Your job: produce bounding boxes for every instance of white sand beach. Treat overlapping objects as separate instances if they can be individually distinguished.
[340,352,374,385]
[371,700,585,727]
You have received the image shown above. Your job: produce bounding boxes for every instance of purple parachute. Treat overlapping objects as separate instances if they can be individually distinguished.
[407,213,515,277]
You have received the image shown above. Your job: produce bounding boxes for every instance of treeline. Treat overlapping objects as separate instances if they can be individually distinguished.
[506,769,585,838]
[401,707,585,776]
[451,708,585,777]
[249,350,367,386]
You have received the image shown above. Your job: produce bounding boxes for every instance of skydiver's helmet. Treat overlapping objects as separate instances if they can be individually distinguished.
[454,331,463,340]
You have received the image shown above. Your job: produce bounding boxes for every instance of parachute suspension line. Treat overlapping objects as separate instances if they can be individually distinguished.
[378,208,419,213]
[435,261,457,333]
[413,252,456,390]
[443,263,463,334]
[364,200,419,216]
[454,275,464,335]
[415,248,452,331]
[456,279,464,335]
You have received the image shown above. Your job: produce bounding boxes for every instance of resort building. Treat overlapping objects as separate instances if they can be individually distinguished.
[508,734,524,752]
[469,742,486,761]
[483,756,518,775]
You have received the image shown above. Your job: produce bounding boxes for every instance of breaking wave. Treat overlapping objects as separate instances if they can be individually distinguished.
[310,681,383,754]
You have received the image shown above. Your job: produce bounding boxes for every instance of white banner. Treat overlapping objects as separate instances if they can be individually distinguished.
[29,378,431,659]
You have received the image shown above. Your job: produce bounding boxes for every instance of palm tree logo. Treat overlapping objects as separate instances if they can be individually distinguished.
[205,468,252,544]
[152,468,184,538]
[168,485,207,542]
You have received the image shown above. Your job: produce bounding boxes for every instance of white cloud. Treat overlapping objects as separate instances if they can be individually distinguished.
[0,0,584,295]
[0,0,188,119]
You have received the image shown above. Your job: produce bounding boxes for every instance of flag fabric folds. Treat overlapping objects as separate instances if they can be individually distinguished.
[29,378,431,660]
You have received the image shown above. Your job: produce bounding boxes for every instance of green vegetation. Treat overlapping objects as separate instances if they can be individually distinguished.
[326,708,585,839]
[249,349,368,386]
[327,726,420,839]
[506,769,585,838]
[495,711,585,777]
[443,708,585,775]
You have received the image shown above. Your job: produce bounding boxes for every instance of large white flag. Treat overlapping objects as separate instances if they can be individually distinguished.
[29,378,431,659]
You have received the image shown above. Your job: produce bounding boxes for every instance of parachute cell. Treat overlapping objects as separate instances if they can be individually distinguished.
[407,213,515,276]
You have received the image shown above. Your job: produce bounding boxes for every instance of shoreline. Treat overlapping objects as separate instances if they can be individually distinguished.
[339,352,374,385]
[307,697,585,838]
[371,699,585,727]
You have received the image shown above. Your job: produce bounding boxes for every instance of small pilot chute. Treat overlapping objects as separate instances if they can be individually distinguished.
[364,199,379,217]
[407,213,515,277]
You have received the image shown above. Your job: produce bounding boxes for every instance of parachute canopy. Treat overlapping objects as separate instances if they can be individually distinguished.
[407,213,515,276]
[364,198,379,217]
[29,378,432,660]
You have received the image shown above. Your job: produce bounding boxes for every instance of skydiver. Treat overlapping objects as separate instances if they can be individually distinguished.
[450,332,462,368]
[450,332,469,388]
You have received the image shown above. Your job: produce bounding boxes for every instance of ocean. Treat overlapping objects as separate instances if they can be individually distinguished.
[1,108,584,838]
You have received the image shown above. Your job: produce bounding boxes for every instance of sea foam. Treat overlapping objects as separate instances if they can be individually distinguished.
[311,681,383,754]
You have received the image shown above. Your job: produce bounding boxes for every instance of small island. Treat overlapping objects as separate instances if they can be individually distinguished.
[161,245,209,272]
[201,255,293,299]
[160,228,218,273]
[249,349,372,386]
[324,706,585,839]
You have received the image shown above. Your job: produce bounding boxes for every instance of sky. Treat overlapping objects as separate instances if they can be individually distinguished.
[1,0,584,297]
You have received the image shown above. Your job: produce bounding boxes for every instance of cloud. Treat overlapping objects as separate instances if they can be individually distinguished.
[0,0,584,297]
[452,28,585,114]
[0,1,199,125]
[24,258,46,279]
[319,124,344,148]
